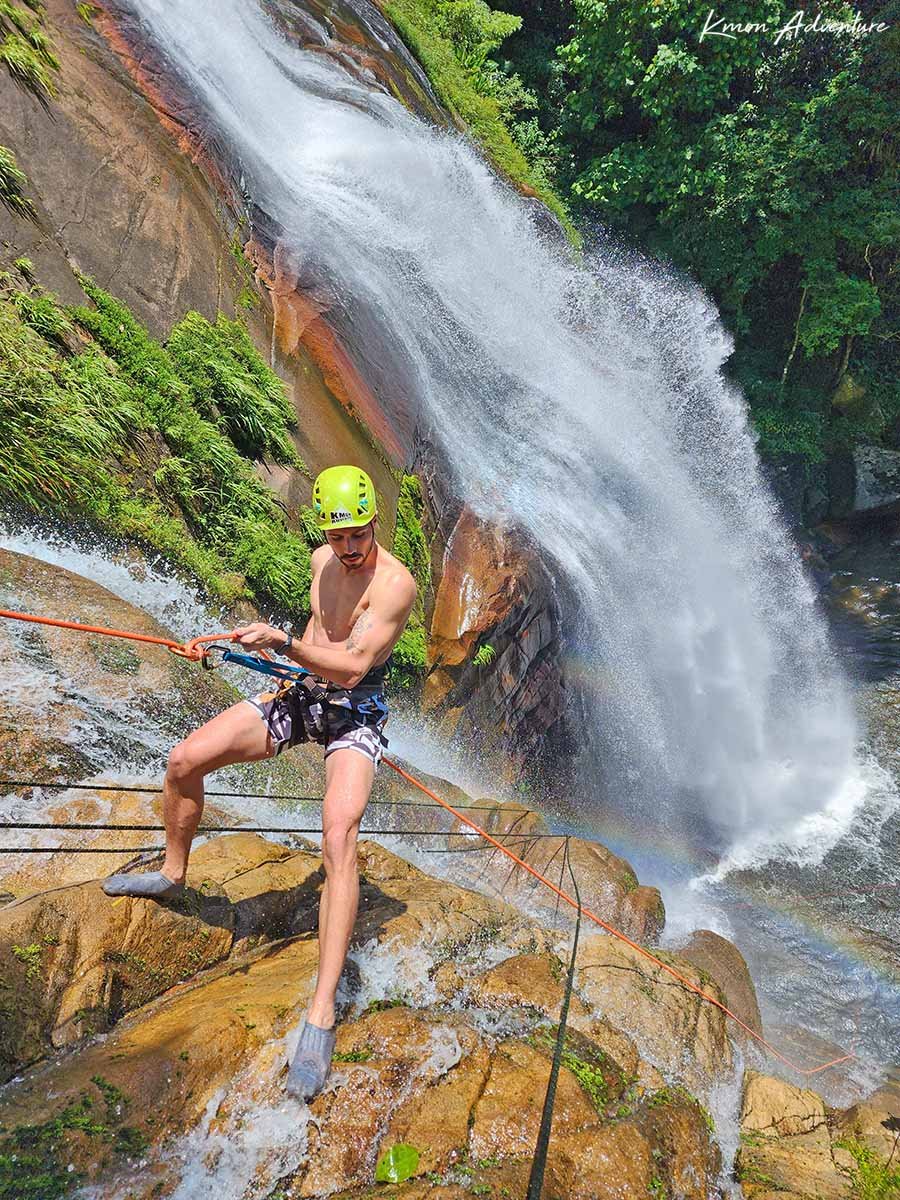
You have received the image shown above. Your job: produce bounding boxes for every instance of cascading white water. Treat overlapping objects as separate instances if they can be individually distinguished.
[114,0,873,874]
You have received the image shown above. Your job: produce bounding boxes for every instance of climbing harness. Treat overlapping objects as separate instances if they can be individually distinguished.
[0,606,857,1077]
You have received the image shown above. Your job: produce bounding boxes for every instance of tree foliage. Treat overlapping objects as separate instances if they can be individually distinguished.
[498,0,899,467]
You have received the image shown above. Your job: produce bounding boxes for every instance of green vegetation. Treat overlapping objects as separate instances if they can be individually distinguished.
[380,0,572,233]
[0,1077,148,1200]
[375,1142,421,1183]
[735,1157,778,1189]
[0,144,34,217]
[166,311,300,464]
[298,503,326,548]
[0,0,60,100]
[390,472,432,687]
[75,2,99,26]
[228,225,261,312]
[362,995,410,1014]
[531,1026,621,1115]
[0,277,313,612]
[561,1044,608,1110]
[430,0,899,493]
[11,941,44,981]
[10,934,57,981]
[836,1139,900,1200]
[472,642,496,667]
[332,1046,373,1062]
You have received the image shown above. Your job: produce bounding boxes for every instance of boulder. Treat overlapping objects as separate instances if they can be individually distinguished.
[574,933,732,1093]
[741,1070,826,1137]
[737,1072,852,1199]
[831,1077,900,1161]
[195,831,323,945]
[0,934,322,1195]
[423,506,571,788]
[831,371,871,420]
[736,1125,851,1199]
[427,508,534,672]
[0,833,324,1078]
[445,800,666,943]
[0,784,237,898]
[677,928,764,1043]
[854,446,900,512]
[0,830,728,1200]
[440,948,666,1090]
[353,840,554,968]
[0,549,250,880]
[469,1036,605,1158]
[296,1008,492,1194]
[465,951,593,1024]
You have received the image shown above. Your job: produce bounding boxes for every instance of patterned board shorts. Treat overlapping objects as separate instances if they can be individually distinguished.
[244,680,389,769]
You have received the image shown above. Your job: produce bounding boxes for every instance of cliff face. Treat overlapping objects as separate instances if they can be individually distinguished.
[419,504,572,789]
[0,0,400,522]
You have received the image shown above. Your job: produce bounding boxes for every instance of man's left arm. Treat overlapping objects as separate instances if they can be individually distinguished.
[231,572,416,688]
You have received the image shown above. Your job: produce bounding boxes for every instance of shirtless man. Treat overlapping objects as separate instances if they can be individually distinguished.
[102,465,417,1099]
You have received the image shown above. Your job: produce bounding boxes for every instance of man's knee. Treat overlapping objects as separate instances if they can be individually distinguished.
[166,738,207,784]
[321,824,359,874]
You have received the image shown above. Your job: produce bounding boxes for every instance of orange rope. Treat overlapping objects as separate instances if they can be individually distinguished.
[0,606,855,1076]
[0,609,235,661]
[383,758,855,1077]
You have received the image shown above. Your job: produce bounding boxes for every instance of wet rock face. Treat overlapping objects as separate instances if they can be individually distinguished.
[442,799,666,944]
[422,507,572,789]
[0,0,240,334]
[0,549,241,797]
[0,837,725,1200]
[736,1071,857,1199]
[574,932,733,1096]
[853,447,900,512]
[677,928,764,1045]
[0,834,323,1082]
[267,0,449,127]
[0,0,406,507]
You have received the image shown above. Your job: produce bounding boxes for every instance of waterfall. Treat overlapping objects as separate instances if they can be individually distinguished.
[111,0,870,877]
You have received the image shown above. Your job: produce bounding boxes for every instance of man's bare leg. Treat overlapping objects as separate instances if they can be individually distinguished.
[102,701,274,897]
[286,746,374,1100]
[306,746,375,1028]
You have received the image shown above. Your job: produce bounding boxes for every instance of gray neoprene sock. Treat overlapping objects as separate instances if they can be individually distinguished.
[286,1019,336,1100]
[101,871,185,899]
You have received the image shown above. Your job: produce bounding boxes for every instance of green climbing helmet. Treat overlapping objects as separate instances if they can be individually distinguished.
[312,465,377,531]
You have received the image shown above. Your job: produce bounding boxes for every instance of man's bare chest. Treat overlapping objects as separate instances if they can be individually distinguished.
[311,576,372,644]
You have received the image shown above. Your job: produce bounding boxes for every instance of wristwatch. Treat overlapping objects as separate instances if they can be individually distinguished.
[279,631,293,654]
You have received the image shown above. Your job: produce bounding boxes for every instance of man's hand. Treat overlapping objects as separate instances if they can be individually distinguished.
[231,622,285,651]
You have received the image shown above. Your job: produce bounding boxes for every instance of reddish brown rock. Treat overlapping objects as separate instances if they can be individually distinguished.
[428,508,532,671]
[575,932,732,1093]
[422,505,572,789]
[678,927,764,1044]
